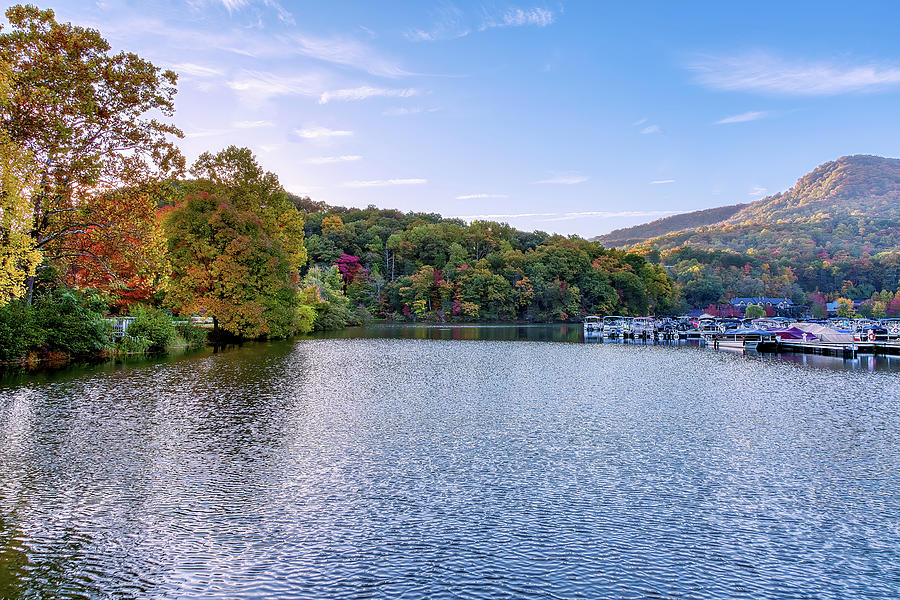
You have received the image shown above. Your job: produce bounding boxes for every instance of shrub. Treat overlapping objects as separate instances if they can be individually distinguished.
[175,321,208,347]
[32,290,112,356]
[125,305,175,352]
[0,301,41,361]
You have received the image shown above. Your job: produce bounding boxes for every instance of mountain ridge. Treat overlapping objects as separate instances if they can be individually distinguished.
[594,154,900,253]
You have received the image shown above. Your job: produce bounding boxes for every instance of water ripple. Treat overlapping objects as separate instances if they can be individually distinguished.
[0,338,898,599]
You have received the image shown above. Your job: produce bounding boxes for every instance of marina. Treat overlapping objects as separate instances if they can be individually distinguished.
[583,314,900,358]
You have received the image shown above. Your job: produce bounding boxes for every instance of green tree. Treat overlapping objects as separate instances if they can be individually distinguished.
[744,303,766,319]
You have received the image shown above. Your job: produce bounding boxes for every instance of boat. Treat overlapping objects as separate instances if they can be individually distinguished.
[602,315,631,338]
[705,328,779,352]
[583,315,602,336]
[631,317,656,338]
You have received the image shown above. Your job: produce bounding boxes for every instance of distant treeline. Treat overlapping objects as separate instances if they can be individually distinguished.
[294,200,680,322]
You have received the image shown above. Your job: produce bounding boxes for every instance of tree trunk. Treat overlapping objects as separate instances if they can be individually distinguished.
[24,275,35,306]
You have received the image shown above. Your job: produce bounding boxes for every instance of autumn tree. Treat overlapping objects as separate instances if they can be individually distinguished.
[0,59,41,303]
[165,149,307,338]
[0,5,184,302]
[187,146,306,272]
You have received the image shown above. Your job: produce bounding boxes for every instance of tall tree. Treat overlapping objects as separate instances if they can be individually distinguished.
[0,5,184,302]
[0,58,41,303]
[165,149,307,338]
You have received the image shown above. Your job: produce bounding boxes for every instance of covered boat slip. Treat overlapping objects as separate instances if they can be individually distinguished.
[705,328,779,353]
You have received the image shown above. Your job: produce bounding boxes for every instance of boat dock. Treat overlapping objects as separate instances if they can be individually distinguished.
[777,340,900,358]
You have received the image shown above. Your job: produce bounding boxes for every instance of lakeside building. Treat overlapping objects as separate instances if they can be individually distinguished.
[729,297,799,317]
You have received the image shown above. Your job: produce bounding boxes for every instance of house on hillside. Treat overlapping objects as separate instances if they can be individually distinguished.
[729,297,797,317]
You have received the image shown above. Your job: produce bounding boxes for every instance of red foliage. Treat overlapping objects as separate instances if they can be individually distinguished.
[334,253,365,285]
[889,296,900,317]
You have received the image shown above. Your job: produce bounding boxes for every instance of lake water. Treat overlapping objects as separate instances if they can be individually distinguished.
[1,325,899,598]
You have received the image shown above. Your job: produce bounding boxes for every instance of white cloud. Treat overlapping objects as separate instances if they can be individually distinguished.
[173,62,224,78]
[451,212,556,220]
[184,128,233,138]
[383,106,422,116]
[640,124,662,135]
[342,178,427,188]
[232,120,274,128]
[305,155,362,164]
[714,110,770,125]
[689,52,900,96]
[319,86,417,104]
[455,193,510,200]
[540,210,677,222]
[295,126,353,139]
[650,179,676,185]
[534,175,589,185]
[281,32,411,78]
[406,4,470,42]
[632,117,648,126]
[749,185,768,197]
[204,0,294,24]
[482,7,555,30]
[227,70,325,104]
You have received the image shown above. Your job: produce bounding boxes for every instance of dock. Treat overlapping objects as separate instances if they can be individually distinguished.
[777,340,900,357]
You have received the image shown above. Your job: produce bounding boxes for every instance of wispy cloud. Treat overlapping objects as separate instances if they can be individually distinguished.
[640,124,663,135]
[451,212,556,220]
[714,110,770,124]
[204,0,295,25]
[541,210,677,222]
[227,70,326,104]
[383,106,422,116]
[319,86,417,104]
[406,4,470,42]
[455,193,509,200]
[534,174,589,185]
[481,7,555,30]
[650,179,676,185]
[749,185,768,197]
[295,126,353,139]
[342,178,427,188]
[280,32,411,78]
[305,155,362,164]
[411,5,555,41]
[184,127,233,138]
[450,210,676,222]
[232,119,274,128]
[173,62,224,78]
[689,52,900,96]
[632,117,648,126]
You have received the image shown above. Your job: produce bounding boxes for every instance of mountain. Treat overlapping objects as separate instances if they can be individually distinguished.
[593,203,747,247]
[613,155,900,308]
[593,155,900,251]
[612,155,900,255]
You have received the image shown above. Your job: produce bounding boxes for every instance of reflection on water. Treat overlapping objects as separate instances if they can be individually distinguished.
[1,326,899,598]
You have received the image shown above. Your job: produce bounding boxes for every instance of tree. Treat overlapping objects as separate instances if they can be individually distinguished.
[0,5,184,302]
[836,298,856,318]
[188,146,306,272]
[165,192,300,339]
[0,127,42,303]
[744,303,766,319]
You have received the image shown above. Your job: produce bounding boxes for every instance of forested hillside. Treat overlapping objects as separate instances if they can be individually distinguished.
[627,155,900,314]
[294,202,679,322]
[593,203,747,247]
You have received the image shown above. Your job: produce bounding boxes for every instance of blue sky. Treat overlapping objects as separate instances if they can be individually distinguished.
[38,0,900,236]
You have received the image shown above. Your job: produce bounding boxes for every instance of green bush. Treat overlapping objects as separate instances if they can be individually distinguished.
[175,321,208,347]
[124,305,175,352]
[0,301,41,361]
[32,290,112,356]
